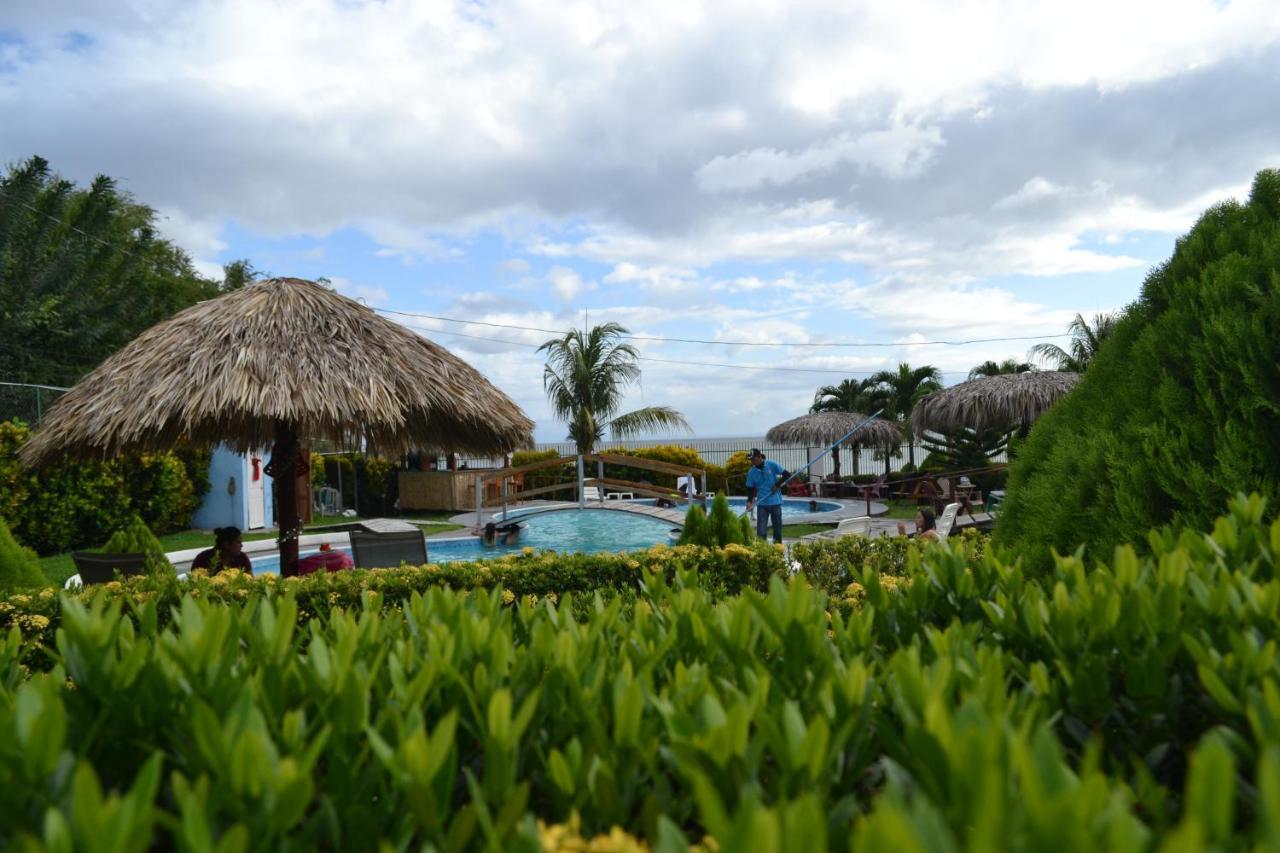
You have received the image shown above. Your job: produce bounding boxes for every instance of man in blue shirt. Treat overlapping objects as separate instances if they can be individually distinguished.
[744,448,789,543]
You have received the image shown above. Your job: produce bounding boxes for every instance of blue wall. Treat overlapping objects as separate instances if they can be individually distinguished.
[192,445,275,531]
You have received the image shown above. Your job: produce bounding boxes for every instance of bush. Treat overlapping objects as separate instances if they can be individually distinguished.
[678,493,754,547]
[0,516,43,592]
[101,515,172,575]
[722,450,752,495]
[997,170,1280,570]
[0,420,209,554]
[1,497,1279,848]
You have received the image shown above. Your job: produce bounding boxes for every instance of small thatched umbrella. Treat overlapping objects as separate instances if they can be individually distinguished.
[911,371,1080,435]
[766,411,903,480]
[21,278,534,576]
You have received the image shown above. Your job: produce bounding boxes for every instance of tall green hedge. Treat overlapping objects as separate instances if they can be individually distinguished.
[0,516,43,592]
[996,170,1280,570]
[0,420,210,555]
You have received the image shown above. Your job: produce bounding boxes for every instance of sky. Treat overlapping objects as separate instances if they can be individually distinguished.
[2,0,1279,441]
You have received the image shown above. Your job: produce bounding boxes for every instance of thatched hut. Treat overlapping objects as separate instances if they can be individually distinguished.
[911,371,1080,435]
[766,411,903,479]
[21,277,534,575]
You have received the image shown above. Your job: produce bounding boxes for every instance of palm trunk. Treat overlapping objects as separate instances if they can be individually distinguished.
[273,421,301,578]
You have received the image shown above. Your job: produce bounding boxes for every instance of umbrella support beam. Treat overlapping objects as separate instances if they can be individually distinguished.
[272,422,302,578]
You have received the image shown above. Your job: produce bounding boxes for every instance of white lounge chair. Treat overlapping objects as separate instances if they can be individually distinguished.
[935,502,961,541]
[583,486,602,501]
[801,516,873,541]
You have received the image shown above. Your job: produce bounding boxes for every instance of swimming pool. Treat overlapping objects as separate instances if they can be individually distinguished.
[246,509,676,574]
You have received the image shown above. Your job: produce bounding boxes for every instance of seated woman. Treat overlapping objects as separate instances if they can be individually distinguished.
[191,526,253,575]
[896,508,941,542]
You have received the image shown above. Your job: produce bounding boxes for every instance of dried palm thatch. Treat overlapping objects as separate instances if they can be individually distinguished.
[766,411,903,449]
[20,277,534,466]
[911,371,1080,434]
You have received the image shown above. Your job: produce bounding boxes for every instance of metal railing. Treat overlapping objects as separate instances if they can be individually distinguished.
[0,382,69,426]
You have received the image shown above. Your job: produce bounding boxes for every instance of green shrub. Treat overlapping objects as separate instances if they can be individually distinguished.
[722,450,751,495]
[997,170,1280,570]
[0,496,1278,848]
[101,515,172,575]
[0,419,209,554]
[707,492,747,545]
[0,516,43,592]
[678,502,709,545]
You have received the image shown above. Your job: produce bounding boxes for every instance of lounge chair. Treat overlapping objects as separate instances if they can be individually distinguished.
[582,485,602,501]
[935,502,961,541]
[73,552,149,585]
[802,516,873,541]
[348,530,428,569]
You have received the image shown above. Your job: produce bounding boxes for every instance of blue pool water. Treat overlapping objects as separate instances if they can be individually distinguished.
[246,509,676,574]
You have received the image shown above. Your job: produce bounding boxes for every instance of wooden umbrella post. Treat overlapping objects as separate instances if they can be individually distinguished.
[271,422,302,577]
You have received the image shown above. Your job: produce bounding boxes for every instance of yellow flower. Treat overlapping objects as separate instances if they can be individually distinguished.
[546,592,558,605]
[626,560,640,570]
[721,543,752,558]
[502,590,516,605]
[21,614,50,630]
[105,581,123,592]
[526,594,539,606]
[39,588,54,600]
[9,594,30,605]
[522,546,535,556]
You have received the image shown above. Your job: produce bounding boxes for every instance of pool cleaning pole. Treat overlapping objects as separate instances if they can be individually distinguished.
[742,409,885,517]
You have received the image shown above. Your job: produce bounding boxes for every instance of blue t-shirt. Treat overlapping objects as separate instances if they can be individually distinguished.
[745,459,786,507]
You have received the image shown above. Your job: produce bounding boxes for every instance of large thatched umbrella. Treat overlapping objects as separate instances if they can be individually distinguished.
[21,277,534,576]
[766,411,903,479]
[911,371,1080,435]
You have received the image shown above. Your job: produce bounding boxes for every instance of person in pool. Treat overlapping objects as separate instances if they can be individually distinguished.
[191,526,254,575]
[897,508,941,542]
[481,521,522,547]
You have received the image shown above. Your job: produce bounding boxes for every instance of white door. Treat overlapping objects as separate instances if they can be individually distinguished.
[247,454,266,529]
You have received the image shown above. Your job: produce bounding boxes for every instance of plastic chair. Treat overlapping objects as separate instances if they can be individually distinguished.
[72,552,149,585]
[348,530,428,569]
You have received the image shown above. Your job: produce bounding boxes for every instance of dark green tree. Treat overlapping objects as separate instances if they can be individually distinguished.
[996,170,1280,571]
[0,156,223,386]
[538,323,691,454]
[868,363,942,469]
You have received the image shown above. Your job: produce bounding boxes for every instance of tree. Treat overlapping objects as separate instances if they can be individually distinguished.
[968,359,1034,380]
[0,156,223,387]
[809,377,885,477]
[1027,313,1119,372]
[538,323,691,454]
[868,362,942,469]
[996,169,1280,571]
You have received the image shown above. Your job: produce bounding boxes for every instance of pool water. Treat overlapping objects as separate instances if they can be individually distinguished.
[246,509,676,574]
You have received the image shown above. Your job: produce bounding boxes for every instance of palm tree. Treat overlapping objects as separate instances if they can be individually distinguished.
[967,358,1035,380]
[538,322,691,454]
[809,377,884,477]
[1028,312,1119,372]
[868,362,942,470]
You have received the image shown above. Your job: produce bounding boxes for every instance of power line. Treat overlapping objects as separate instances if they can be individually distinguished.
[399,321,976,377]
[376,306,1071,348]
[0,188,153,262]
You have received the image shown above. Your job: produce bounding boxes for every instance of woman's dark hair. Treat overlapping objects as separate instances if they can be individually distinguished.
[917,508,936,532]
[214,526,242,547]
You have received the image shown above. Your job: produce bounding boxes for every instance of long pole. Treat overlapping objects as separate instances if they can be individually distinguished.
[742,409,885,516]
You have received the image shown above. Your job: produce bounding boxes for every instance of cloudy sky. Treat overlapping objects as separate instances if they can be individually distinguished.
[3,1,1278,440]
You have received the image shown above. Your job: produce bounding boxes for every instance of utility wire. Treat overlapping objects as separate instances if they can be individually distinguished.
[399,321,976,377]
[376,306,1071,349]
[0,189,153,262]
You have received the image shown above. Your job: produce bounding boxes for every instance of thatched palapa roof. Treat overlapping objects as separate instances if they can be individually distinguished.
[766,411,903,448]
[911,370,1079,435]
[20,278,534,466]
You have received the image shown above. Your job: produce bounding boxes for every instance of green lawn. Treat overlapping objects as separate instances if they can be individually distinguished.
[37,512,468,585]
[781,523,836,539]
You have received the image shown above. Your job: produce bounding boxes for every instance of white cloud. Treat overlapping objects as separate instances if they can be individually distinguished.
[547,265,594,302]
[499,258,531,274]
[696,125,944,192]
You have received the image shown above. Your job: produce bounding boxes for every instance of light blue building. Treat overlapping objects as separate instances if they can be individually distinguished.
[192,445,275,532]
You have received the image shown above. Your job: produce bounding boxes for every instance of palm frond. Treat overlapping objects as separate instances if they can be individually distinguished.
[608,406,692,441]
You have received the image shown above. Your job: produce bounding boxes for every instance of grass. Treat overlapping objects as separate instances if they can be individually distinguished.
[37,511,469,585]
[781,523,836,538]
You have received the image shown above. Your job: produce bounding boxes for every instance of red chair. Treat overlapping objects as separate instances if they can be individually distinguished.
[786,480,813,497]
